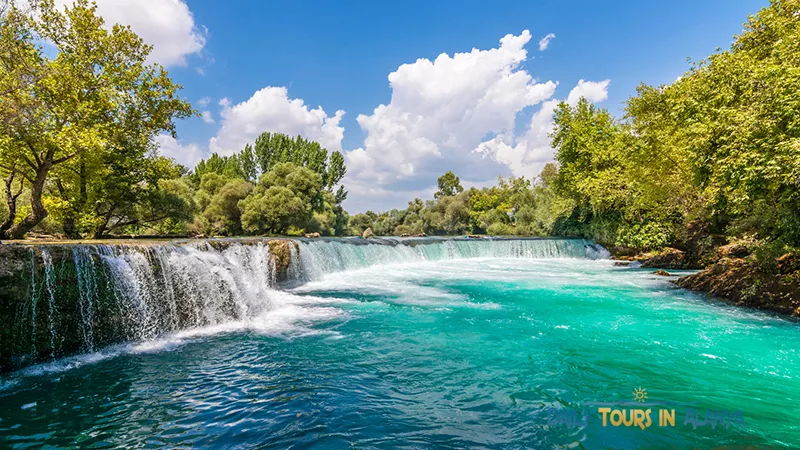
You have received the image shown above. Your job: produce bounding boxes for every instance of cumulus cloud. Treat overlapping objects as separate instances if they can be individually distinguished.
[209,86,345,156]
[53,0,206,67]
[538,33,556,51]
[473,99,560,181]
[346,30,556,196]
[197,97,211,107]
[156,134,205,169]
[200,110,214,124]
[341,31,610,211]
[474,79,610,180]
[566,79,611,105]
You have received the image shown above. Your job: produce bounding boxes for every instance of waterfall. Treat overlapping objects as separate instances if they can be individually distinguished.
[41,250,58,360]
[29,249,37,356]
[292,237,609,281]
[2,237,607,372]
[73,247,96,351]
[89,242,280,341]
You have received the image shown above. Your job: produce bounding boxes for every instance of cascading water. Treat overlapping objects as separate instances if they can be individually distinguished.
[291,237,609,281]
[73,247,97,351]
[41,250,58,360]
[2,237,607,372]
[28,249,37,356]
[88,242,282,341]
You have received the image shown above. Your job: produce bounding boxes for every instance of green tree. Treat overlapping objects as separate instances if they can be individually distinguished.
[239,162,323,234]
[192,145,257,184]
[349,211,377,235]
[435,171,464,199]
[202,179,253,236]
[0,0,193,239]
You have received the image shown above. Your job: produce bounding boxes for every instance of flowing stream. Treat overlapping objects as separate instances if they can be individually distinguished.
[0,237,797,448]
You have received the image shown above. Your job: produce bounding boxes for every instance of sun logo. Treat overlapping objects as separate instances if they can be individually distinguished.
[633,387,648,402]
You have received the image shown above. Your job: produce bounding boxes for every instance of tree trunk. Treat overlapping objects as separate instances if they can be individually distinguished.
[0,172,23,234]
[4,163,50,239]
[93,204,116,239]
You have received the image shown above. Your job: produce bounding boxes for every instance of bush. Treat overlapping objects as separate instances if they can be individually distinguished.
[487,222,514,236]
[751,239,798,275]
[615,222,670,251]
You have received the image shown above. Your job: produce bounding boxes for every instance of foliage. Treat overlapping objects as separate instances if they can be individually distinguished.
[614,222,671,251]
[537,0,800,252]
[193,145,257,183]
[0,0,193,238]
[187,132,349,237]
[348,172,555,237]
[201,179,253,236]
[435,171,463,199]
[239,163,322,234]
[253,132,346,189]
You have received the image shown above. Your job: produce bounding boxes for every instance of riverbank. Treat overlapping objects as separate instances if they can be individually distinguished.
[676,255,800,317]
[610,245,800,318]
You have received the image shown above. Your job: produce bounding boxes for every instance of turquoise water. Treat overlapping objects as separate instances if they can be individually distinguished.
[1,252,798,448]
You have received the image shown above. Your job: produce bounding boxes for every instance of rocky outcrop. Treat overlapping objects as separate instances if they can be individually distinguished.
[607,246,640,259]
[267,239,299,274]
[362,227,374,239]
[653,269,671,276]
[304,232,320,238]
[641,248,696,269]
[0,245,91,373]
[676,256,800,317]
[681,220,728,267]
[718,242,750,259]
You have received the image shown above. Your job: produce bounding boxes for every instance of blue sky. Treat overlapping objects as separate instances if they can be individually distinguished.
[79,0,767,212]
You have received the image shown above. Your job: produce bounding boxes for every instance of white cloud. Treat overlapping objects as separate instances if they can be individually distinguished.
[538,33,556,51]
[340,29,611,212]
[156,134,205,169]
[201,110,214,124]
[474,79,610,180]
[209,86,345,156]
[474,99,560,180]
[345,30,557,203]
[197,97,211,107]
[53,0,206,67]
[566,79,611,105]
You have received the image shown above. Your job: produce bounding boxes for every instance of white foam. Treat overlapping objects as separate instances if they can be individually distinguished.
[9,290,347,380]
